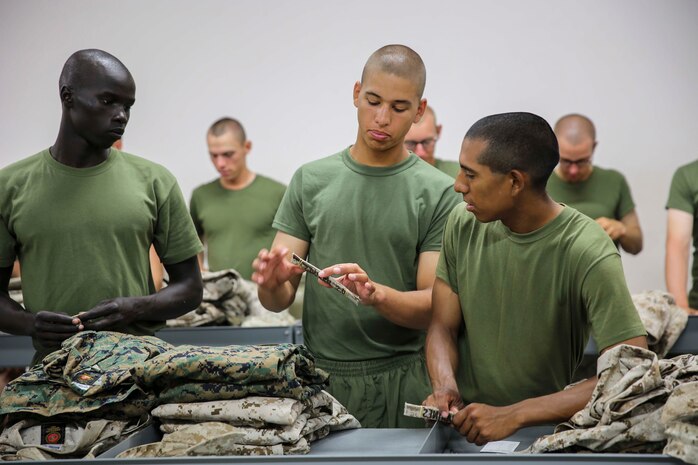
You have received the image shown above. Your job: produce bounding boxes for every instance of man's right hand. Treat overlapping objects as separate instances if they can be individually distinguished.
[251,247,303,290]
[423,387,464,421]
[31,311,82,349]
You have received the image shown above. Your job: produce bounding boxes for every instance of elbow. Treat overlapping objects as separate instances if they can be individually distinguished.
[184,275,204,311]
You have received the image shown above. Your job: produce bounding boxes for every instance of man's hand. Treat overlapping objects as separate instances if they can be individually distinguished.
[318,263,378,305]
[423,387,464,422]
[452,403,520,446]
[32,311,83,348]
[251,247,303,290]
[78,297,144,331]
[596,217,626,241]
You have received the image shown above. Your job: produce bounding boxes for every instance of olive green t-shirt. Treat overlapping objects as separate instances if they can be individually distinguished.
[273,147,461,361]
[666,160,698,308]
[546,167,635,220]
[436,204,646,406]
[434,158,460,179]
[190,175,286,279]
[0,149,203,358]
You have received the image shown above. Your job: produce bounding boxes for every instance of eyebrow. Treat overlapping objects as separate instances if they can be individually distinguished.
[460,163,477,174]
[99,91,136,106]
[365,91,412,107]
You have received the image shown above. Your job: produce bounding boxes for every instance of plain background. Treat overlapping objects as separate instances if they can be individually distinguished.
[1,0,696,294]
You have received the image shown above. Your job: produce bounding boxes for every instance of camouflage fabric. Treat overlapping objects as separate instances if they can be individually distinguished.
[132,343,328,403]
[118,391,359,457]
[8,277,22,306]
[526,345,698,455]
[661,381,698,464]
[632,290,688,357]
[167,270,272,327]
[0,331,171,419]
[0,415,149,460]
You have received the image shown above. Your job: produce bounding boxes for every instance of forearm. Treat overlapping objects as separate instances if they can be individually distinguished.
[0,294,35,336]
[372,285,431,329]
[510,377,597,428]
[666,242,690,307]
[258,281,298,312]
[426,321,460,390]
[619,225,643,255]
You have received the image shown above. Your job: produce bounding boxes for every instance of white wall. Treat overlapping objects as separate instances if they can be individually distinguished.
[1,0,696,293]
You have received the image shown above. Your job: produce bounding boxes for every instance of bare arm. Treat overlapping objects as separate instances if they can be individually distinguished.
[618,209,643,254]
[149,245,164,291]
[595,209,642,255]
[423,277,466,416]
[319,251,439,330]
[252,232,308,311]
[665,208,697,314]
[79,255,203,329]
[451,335,648,445]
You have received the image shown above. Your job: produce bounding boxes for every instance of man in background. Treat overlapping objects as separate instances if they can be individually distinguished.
[546,114,642,254]
[404,105,459,178]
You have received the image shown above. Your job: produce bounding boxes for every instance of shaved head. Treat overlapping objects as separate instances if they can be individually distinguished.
[59,49,132,90]
[361,44,426,99]
[554,114,596,144]
[208,117,246,143]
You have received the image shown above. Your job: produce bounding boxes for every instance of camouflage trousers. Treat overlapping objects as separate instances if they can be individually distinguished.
[633,290,688,357]
[166,269,270,327]
[0,416,149,460]
[117,391,360,457]
[526,344,698,461]
[0,331,171,419]
[131,343,329,404]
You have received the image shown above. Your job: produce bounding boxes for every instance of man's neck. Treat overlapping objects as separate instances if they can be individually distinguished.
[350,135,409,167]
[501,193,564,234]
[220,169,255,190]
[50,132,110,168]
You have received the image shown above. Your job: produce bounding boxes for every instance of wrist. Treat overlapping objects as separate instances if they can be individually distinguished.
[370,284,387,307]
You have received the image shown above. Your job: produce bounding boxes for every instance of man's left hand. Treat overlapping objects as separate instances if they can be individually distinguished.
[595,217,626,241]
[452,403,520,446]
[79,297,145,331]
[318,263,378,305]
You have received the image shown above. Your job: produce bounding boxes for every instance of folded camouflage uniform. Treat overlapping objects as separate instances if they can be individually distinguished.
[526,345,698,458]
[661,381,698,464]
[0,331,172,420]
[131,343,329,404]
[117,391,360,457]
[8,277,22,306]
[633,290,688,357]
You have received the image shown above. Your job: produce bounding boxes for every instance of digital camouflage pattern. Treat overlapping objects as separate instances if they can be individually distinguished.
[526,344,698,457]
[661,381,698,464]
[0,331,171,419]
[118,391,360,457]
[132,343,328,403]
[632,290,688,358]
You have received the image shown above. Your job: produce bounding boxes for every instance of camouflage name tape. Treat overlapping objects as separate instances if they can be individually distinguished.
[291,253,360,306]
[403,403,453,423]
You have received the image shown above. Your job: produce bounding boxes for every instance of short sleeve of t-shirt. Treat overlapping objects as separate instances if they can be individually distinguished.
[0,216,16,267]
[436,206,460,294]
[666,166,695,214]
[582,254,647,350]
[273,168,311,242]
[421,190,461,254]
[617,175,636,218]
[154,182,203,265]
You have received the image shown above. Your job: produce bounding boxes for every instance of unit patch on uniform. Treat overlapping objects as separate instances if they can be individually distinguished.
[41,424,66,450]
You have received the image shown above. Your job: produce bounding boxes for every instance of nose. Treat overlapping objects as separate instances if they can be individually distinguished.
[114,106,128,124]
[568,163,579,177]
[374,105,390,127]
[454,172,468,194]
[414,143,427,157]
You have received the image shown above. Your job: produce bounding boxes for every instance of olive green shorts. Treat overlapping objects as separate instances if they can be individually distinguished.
[316,352,431,429]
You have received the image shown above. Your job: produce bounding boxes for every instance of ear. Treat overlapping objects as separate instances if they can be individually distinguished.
[244,140,252,154]
[592,140,598,153]
[436,123,443,138]
[509,169,526,197]
[353,81,361,108]
[413,98,427,123]
[60,85,73,108]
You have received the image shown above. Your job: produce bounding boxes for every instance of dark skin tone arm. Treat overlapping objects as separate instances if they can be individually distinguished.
[0,257,202,348]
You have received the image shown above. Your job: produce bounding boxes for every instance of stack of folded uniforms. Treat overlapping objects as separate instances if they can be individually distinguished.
[166,269,296,328]
[118,343,360,457]
[0,331,172,460]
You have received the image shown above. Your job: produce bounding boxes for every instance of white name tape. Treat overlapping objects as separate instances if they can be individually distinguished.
[480,440,520,454]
